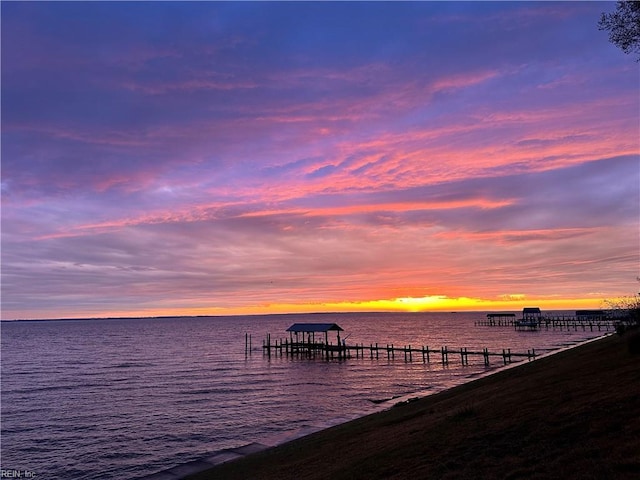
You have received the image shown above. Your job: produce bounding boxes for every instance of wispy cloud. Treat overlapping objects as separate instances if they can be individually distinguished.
[1,1,638,319]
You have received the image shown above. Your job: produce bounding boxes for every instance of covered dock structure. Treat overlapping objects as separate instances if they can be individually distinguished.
[522,307,542,321]
[515,307,542,330]
[263,323,347,359]
[286,322,344,345]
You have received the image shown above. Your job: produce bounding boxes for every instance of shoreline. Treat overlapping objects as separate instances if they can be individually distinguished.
[184,331,639,479]
[141,333,614,480]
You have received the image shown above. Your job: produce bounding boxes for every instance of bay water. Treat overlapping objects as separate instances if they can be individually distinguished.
[1,311,609,479]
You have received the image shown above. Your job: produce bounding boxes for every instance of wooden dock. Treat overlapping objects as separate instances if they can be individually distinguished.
[475,315,616,332]
[259,335,536,366]
[478,308,619,332]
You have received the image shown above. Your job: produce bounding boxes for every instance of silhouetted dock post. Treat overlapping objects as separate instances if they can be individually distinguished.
[441,346,449,365]
[501,348,512,364]
[403,345,411,362]
[460,347,468,365]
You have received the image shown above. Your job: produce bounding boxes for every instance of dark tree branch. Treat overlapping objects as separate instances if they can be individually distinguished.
[598,1,640,61]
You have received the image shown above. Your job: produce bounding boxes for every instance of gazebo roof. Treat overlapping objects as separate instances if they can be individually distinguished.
[523,307,541,313]
[286,323,344,333]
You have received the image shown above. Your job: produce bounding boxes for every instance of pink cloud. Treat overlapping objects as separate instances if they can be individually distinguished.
[434,227,601,244]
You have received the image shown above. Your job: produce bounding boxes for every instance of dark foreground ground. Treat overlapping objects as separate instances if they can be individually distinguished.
[189,332,640,480]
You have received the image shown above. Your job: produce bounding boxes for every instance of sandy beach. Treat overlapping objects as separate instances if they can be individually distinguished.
[188,331,640,480]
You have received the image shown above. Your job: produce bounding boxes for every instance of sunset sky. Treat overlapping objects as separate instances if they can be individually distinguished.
[2,2,638,320]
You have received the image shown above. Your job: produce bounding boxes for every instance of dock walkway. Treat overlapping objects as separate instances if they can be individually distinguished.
[260,336,535,366]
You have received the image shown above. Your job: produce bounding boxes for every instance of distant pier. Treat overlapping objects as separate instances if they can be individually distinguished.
[476,308,617,332]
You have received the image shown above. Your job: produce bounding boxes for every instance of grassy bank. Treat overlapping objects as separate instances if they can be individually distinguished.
[189,332,640,480]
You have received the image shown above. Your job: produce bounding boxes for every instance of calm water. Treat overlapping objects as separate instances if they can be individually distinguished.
[1,312,609,479]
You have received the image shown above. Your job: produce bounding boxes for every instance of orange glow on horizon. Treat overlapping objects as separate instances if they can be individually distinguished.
[11,295,617,321]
